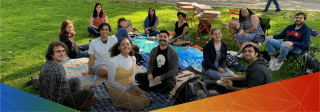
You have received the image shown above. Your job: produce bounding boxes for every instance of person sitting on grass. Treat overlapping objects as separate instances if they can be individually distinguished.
[143,7,160,37]
[208,43,273,94]
[39,41,96,111]
[202,28,237,80]
[87,3,108,37]
[266,12,311,71]
[135,30,178,94]
[169,12,194,46]
[115,18,140,53]
[59,20,90,59]
[232,7,265,58]
[81,23,118,78]
[107,38,150,111]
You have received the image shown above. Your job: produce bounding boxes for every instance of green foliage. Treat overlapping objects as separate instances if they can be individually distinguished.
[1,0,319,95]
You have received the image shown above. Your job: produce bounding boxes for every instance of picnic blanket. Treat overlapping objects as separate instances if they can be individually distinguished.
[91,82,175,112]
[61,57,147,89]
[139,48,204,69]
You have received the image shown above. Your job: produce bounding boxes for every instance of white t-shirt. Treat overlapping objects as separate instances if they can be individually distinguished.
[108,55,138,92]
[88,36,118,69]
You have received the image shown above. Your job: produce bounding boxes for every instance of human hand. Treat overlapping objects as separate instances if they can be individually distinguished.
[224,82,233,90]
[241,31,246,37]
[218,68,225,73]
[147,74,153,81]
[81,71,91,76]
[266,36,273,39]
[145,28,150,34]
[153,76,161,85]
[284,41,293,47]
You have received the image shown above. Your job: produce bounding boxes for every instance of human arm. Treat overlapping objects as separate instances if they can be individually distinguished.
[223,75,246,81]
[104,13,108,23]
[82,42,95,76]
[203,43,218,71]
[224,84,247,91]
[172,25,189,40]
[243,15,259,34]
[89,15,98,29]
[108,59,128,92]
[149,16,159,31]
[273,26,291,39]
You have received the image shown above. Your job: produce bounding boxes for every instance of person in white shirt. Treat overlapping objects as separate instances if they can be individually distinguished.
[81,23,118,77]
[107,38,150,111]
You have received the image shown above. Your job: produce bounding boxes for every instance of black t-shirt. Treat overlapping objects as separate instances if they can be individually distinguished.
[152,47,169,77]
[174,21,189,38]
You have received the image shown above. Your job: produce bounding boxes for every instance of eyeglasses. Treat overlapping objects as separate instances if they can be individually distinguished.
[243,50,254,53]
[120,43,131,47]
[54,50,66,54]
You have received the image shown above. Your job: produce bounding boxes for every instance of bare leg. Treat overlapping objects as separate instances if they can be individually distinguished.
[99,67,108,78]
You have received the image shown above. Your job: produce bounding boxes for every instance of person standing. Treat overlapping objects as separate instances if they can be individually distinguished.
[262,0,281,12]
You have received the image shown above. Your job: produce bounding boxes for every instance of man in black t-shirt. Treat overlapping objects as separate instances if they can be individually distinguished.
[135,30,179,94]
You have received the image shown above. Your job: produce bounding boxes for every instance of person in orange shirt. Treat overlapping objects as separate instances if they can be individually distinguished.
[87,3,108,37]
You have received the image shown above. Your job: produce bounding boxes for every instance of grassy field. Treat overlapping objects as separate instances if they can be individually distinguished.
[1,0,319,95]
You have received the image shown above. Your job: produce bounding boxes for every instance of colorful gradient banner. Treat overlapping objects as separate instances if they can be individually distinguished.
[155,72,320,111]
[0,83,76,111]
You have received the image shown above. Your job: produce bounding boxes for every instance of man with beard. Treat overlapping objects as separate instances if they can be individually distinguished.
[135,30,179,94]
[265,12,311,71]
[82,23,118,77]
[208,43,273,93]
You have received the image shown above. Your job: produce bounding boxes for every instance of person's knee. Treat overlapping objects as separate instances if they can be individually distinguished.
[265,38,271,44]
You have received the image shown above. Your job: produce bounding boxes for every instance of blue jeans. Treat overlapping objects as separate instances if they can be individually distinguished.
[202,67,234,80]
[74,49,89,58]
[79,43,89,50]
[87,27,100,37]
[144,18,160,36]
[265,38,302,61]
[264,0,281,11]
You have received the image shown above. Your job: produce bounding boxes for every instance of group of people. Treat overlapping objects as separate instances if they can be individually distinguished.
[37,3,312,111]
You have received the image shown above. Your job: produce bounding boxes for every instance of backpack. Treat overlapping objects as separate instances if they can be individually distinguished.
[134,52,145,66]
[226,55,239,68]
[299,51,320,75]
[173,76,215,105]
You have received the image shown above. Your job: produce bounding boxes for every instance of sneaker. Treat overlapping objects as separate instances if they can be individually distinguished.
[268,58,278,69]
[262,10,268,12]
[87,33,94,37]
[230,52,238,56]
[271,61,283,71]
[236,53,244,58]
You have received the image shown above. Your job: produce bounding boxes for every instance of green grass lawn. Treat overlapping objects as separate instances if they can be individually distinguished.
[1,0,320,95]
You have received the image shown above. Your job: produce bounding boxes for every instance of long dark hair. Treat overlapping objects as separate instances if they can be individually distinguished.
[117,18,126,29]
[59,20,76,38]
[239,8,254,23]
[92,3,104,18]
[109,38,135,57]
[148,7,156,26]
[45,41,69,60]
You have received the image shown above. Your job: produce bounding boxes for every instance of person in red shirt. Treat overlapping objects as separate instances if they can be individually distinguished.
[87,3,108,37]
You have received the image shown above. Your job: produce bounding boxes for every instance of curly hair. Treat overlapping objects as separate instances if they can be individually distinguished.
[109,38,135,57]
[45,41,69,60]
[59,20,76,38]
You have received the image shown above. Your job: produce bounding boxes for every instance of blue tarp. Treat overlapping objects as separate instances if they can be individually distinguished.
[132,37,183,54]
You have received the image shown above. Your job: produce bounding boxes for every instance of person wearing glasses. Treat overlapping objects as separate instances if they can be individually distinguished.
[107,38,150,111]
[209,42,273,93]
[38,41,96,111]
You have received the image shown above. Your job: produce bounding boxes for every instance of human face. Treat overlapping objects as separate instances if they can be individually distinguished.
[120,20,127,28]
[51,46,66,64]
[177,14,184,22]
[241,8,249,17]
[294,15,306,26]
[211,30,222,41]
[65,24,73,33]
[243,47,258,61]
[149,9,154,16]
[95,5,102,13]
[118,39,131,54]
[158,33,169,46]
[99,25,110,38]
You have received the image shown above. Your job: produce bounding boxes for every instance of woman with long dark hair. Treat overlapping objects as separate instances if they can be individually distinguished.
[115,18,140,52]
[59,20,89,59]
[107,38,150,111]
[143,7,160,36]
[202,28,236,80]
[233,8,264,58]
[87,3,108,37]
